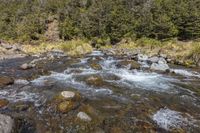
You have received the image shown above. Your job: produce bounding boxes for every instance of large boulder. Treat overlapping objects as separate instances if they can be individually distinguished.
[150,63,170,71]
[0,114,15,133]
[0,76,14,87]
[116,60,140,70]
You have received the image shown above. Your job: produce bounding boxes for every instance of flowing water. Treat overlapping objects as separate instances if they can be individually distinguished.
[0,51,200,133]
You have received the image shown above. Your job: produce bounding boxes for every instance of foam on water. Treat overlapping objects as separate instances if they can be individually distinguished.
[0,89,40,104]
[173,69,200,78]
[89,51,104,56]
[153,108,198,131]
[31,72,72,86]
[31,71,113,96]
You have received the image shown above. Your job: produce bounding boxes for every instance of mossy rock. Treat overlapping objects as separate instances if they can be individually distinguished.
[90,62,102,70]
[116,60,140,70]
[85,75,104,87]
[58,101,74,113]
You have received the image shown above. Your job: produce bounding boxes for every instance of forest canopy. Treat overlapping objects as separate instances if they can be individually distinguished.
[0,0,200,43]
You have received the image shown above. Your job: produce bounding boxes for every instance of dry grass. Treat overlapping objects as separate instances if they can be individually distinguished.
[22,39,93,56]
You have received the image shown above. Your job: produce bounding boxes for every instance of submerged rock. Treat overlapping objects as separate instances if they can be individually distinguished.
[77,112,92,122]
[53,91,81,113]
[90,62,102,70]
[0,76,14,87]
[58,101,74,113]
[86,75,104,86]
[0,99,9,108]
[0,114,14,133]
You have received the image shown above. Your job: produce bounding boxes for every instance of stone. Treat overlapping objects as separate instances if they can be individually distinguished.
[0,114,14,133]
[0,76,14,87]
[117,60,140,70]
[86,75,104,86]
[90,62,102,70]
[150,63,170,71]
[137,54,148,61]
[77,112,91,122]
[14,79,29,85]
[148,56,159,63]
[0,99,9,108]
[61,91,75,100]
[58,101,74,113]
[20,63,34,70]
[56,91,81,102]
[159,54,167,59]
[158,57,167,64]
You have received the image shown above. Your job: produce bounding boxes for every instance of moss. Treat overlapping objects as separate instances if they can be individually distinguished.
[58,101,74,113]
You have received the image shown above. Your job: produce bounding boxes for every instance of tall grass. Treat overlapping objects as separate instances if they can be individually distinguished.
[22,39,93,56]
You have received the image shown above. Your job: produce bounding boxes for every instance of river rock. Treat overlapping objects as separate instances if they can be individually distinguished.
[159,54,167,59]
[158,57,167,64]
[137,54,148,61]
[86,75,104,86]
[61,91,75,99]
[90,62,102,70]
[0,114,14,133]
[58,101,74,113]
[0,76,14,87]
[57,91,81,101]
[20,63,34,70]
[148,56,159,63]
[150,63,170,71]
[14,79,29,85]
[77,112,92,122]
[117,60,140,70]
[0,99,9,108]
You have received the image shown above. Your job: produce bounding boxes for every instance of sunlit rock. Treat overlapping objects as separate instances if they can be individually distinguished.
[20,63,34,70]
[77,112,91,122]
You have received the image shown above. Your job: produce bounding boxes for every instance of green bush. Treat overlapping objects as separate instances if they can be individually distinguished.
[136,37,162,47]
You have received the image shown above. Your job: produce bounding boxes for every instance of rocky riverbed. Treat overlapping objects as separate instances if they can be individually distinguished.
[0,49,200,133]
